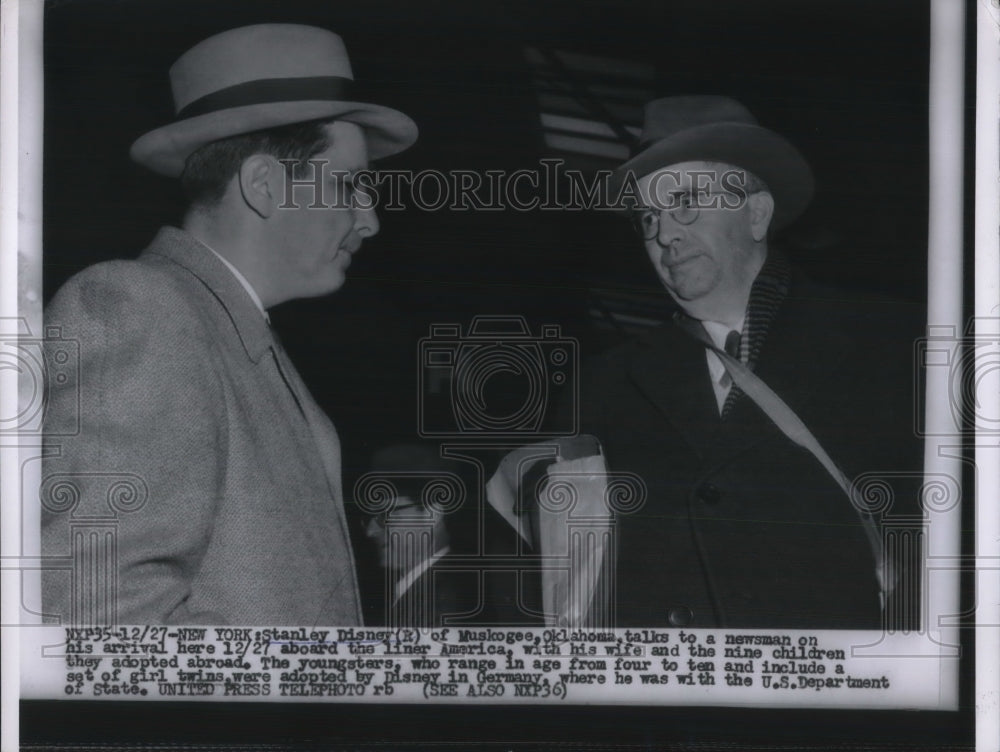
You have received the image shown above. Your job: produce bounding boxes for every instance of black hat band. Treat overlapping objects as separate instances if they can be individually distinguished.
[176,75,357,121]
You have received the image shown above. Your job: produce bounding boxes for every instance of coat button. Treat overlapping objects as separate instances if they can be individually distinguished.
[667,606,693,627]
[696,482,721,504]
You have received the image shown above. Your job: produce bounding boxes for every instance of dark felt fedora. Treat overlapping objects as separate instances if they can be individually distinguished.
[611,96,814,229]
[131,24,418,177]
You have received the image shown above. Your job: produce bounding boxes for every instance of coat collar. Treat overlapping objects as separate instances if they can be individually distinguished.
[711,284,854,461]
[624,272,853,462]
[141,226,274,363]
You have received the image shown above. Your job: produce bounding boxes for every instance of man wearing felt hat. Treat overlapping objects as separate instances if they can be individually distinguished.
[41,24,417,625]
[559,96,922,629]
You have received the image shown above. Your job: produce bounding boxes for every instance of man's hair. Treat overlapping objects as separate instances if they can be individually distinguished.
[180,118,335,210]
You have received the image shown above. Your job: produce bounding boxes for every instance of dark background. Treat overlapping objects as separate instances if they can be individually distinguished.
[42,0,932,609]
[31,0,973,749]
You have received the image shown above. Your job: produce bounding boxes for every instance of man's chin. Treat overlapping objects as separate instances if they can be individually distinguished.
[299,273,348,299]
[662,279,714,304]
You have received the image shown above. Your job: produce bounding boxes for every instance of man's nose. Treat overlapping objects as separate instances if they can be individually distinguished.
[655,213,684,247]
[353,204,380,239]
[364,517,381,539]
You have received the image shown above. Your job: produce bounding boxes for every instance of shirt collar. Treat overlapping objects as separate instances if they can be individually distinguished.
[702,317,745,351]
[702,318,745,406]
[203,243,269,323]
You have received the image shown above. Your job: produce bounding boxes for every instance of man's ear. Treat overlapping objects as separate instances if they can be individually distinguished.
[237,155,277,219]
[748,191,775,242]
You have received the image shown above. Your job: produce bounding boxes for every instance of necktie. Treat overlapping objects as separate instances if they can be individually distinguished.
[719,330,742,389]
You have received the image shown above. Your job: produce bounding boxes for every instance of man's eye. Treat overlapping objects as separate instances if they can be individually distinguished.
[665,191,693,209]
[327,177,356,203]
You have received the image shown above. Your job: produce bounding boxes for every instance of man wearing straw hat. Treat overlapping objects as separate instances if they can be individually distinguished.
[41,24,417,625]
[558,96,922,629]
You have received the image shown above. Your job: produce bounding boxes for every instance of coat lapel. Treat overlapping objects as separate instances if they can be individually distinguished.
[143,227,318,464]
[141,227,360,612]
[269,340,360,612]
[623,277,855,465]
[709,283,855,462]
[141,226,273,363]
[625,325,722,460]
[752,289,854,415]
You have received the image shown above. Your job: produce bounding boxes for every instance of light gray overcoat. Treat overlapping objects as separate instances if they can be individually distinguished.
[41,227,361,625]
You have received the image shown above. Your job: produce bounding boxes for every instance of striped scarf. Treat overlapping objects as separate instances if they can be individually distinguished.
[722,250,791,417]
[672,250,791,419]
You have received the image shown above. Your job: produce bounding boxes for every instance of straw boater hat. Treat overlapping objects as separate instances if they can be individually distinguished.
[130,24,418,177]
[612,96,814,229]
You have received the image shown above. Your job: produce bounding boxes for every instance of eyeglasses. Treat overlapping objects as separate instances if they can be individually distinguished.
[630,190,748,240]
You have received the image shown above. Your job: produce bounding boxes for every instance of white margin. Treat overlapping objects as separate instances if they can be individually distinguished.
[926,0,966,710]
[0,1,23,750]
[2,1,44,751]
[1,1,988,748]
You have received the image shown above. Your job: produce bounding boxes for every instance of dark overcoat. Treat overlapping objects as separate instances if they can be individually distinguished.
[574,273,923,628]
[485,271,923,630]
